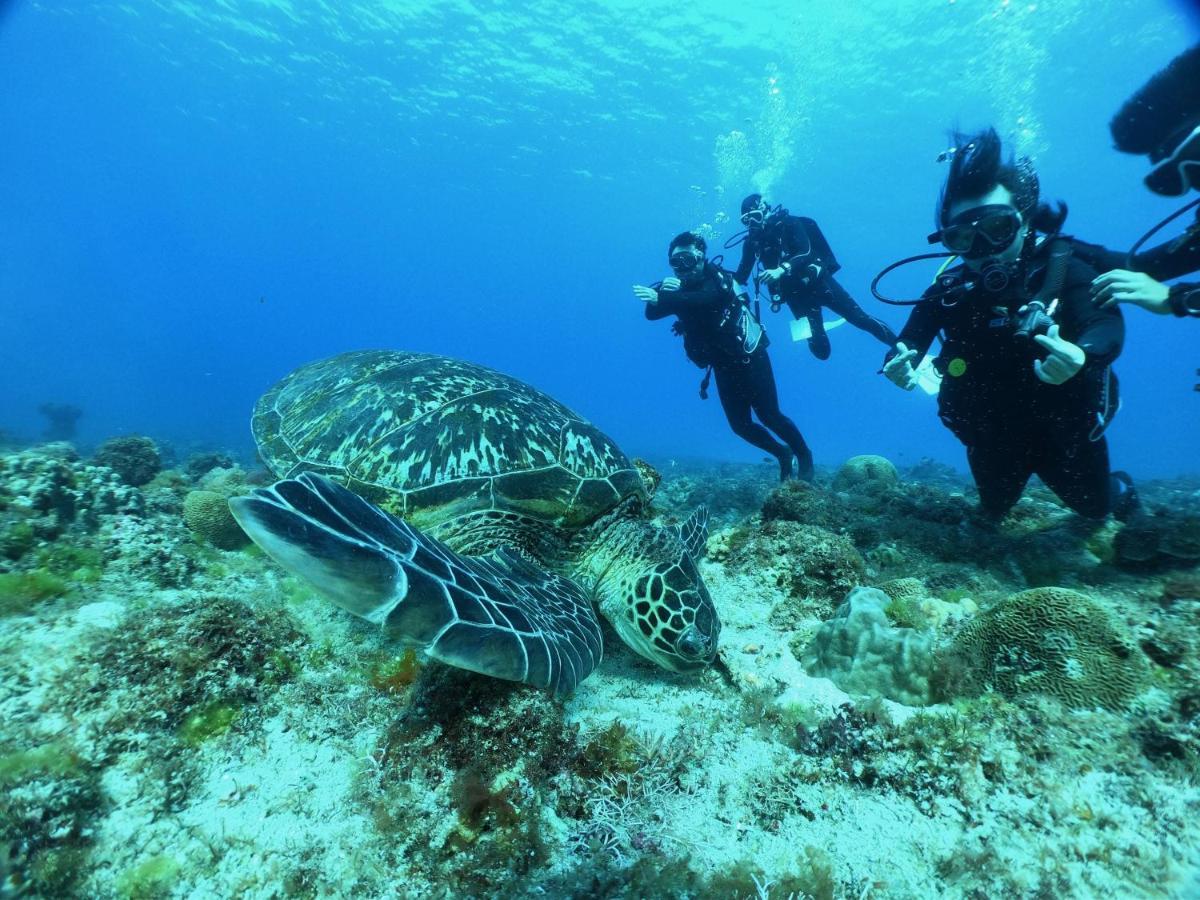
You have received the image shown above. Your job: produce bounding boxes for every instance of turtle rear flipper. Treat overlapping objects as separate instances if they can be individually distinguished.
[230,473,603,697]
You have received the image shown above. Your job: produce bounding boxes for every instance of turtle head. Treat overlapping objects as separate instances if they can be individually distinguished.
[589,519,720,673]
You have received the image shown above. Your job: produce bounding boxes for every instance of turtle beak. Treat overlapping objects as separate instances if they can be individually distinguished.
[675,625,714,665]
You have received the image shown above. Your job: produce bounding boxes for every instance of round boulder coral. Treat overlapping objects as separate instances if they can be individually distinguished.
[800,587,937,706]
[92,436,162,487]
[183,490,248,550]
[942,587,1149,710]
[832,455,899,493]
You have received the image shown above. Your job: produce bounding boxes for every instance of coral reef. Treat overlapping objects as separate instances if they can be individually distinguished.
[832,454,899,493]
[720,519,866,619]
[799,587,938,705]
[185,451,236,481]
[183,490,248,550]
[1,453,1198,898]
[92,435,162,487]
[942,587,1150,710]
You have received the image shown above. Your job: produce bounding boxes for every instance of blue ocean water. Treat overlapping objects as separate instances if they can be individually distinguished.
[0,0,1197,477]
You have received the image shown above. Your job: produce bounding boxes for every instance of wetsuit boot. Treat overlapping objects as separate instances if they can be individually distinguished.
[1110,471,1140,523]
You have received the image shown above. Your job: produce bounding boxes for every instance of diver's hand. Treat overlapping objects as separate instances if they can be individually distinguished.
[660,277,682,292]
[632,285,658,304]
[1090,269,1171,314]
[1032,324,1086,385]
[883,342,919,391]
[761,266,787,285]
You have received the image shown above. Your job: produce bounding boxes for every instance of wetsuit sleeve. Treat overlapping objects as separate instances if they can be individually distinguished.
[1058,263,1124,366]
[1071,221,1200,283]
[1130,225,1200,282]
[734,239,756,284]
[1068,239,1128,274]
[1168,282,1200,317]
[645,284,729,319]
[796,218,841,275]
[887,298,941,364]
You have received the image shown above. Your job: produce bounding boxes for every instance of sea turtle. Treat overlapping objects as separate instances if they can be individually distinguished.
[230,350,719,697]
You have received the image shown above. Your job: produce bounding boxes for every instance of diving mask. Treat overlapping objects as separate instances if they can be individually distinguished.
[669,250,703,273]
[740,204,768,227]
[930,205,1022,258]
[1145,124,1200,197]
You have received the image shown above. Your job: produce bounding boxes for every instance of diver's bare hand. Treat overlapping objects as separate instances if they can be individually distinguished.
[1033,325,1086,385]
[1090,269,1171,314]
[660,277,682,292]
[883,342,919,391]
[760,266,787,285]
[632,285,658,303]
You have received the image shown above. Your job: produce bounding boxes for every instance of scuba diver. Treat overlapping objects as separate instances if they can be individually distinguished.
[633,232,815,482]
[879,128,1135,522]
[731,194,898,359]
[1077,43,1200,319]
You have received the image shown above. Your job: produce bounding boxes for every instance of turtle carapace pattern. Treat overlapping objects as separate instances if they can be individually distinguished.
[231,350,720,696]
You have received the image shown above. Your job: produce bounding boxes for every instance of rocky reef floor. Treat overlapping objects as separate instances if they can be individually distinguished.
[1,442,1199,898]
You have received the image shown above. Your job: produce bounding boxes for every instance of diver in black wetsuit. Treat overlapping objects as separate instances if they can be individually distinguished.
[733,194,897,359]
[882,128,1130,521]
[1076,44,1200,319]
[633,232,814,482]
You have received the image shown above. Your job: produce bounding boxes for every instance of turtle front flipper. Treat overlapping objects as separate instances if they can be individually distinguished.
[230,473,603,697]
[675,506,709,561]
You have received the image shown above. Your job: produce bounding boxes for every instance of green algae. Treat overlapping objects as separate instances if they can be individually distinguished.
[178,701,241,746]
[116,854,180,899]
[36,543,103,581]
[0,521,36,560]
[0,569,69,615]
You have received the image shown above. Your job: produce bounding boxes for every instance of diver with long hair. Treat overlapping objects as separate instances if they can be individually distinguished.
[881,128,1135,521]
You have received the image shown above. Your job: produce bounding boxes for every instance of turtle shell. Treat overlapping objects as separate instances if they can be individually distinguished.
[251,350,645,530]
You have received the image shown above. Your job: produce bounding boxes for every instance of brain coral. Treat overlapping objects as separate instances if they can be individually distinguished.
[183,490,247,550]
[832,455,899,493]
[943,587,1149,710]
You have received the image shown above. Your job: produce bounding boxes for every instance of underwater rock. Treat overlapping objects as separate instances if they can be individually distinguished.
[942,587,1149,710]
[185,451,235,482]
[1162,572,1200,603]
[92,435,162,487]
[799,587,937,706]
[1114,511,1200,569]
[735,520,866,609]
[832,455,899,493]
[0,742,104,897]
[102,516,198,589]
[182,490,248,550]
[653,459,775,524]
[0,447,144,543]
[761,479,842,529]
[37,402,82,442]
